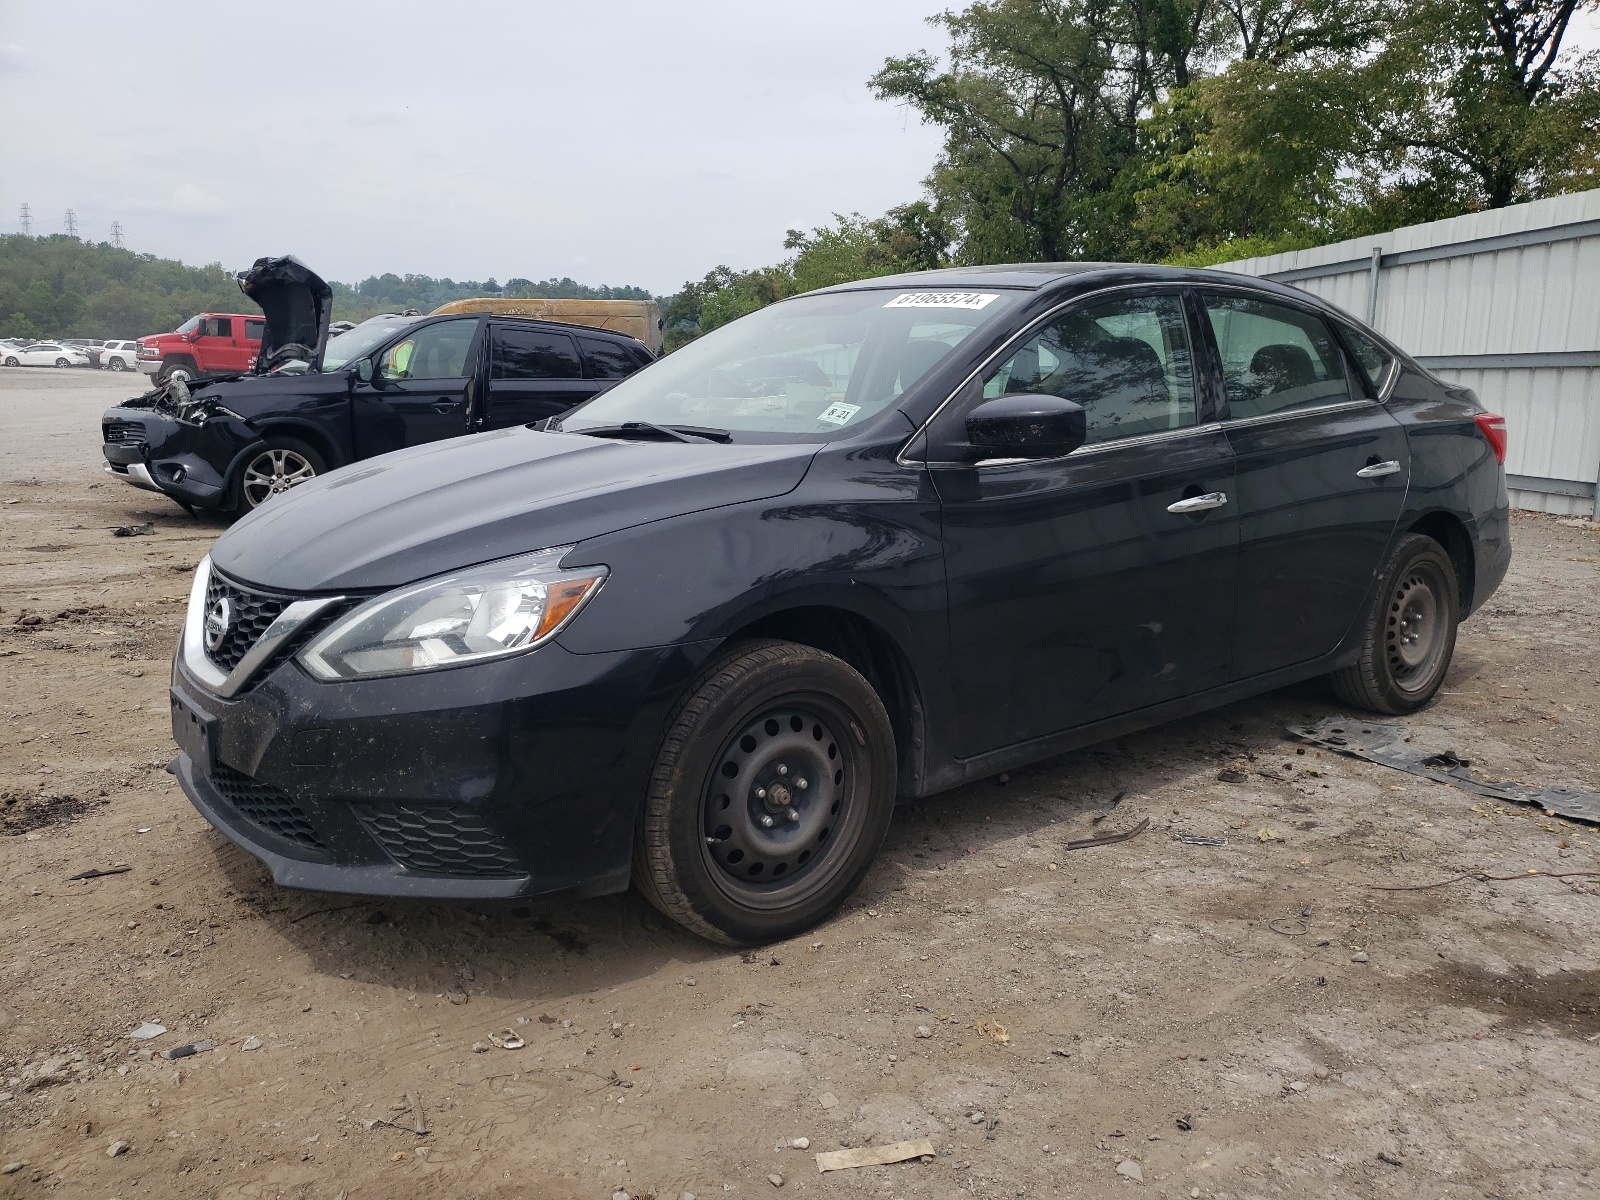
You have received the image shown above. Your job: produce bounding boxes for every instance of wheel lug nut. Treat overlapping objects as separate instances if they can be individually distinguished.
[786,808,800,822]
[795,777,808,790]
[775,764,788,776]
[756,787,767,800]
[759,815,775,829]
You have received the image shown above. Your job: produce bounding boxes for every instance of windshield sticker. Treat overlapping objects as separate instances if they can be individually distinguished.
[883,292,1000,311]
[817,402,862,426]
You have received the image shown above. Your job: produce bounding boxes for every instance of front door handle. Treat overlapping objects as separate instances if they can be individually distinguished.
[432,399,461,414]
[1356,459,1402,478]
[1167,491,1229,514]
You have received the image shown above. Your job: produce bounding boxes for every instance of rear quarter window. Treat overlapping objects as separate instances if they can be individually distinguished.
[1339,324,1397,396]
[577,336,640,379]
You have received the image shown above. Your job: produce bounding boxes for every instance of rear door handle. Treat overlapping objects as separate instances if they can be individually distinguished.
[1356,460,1402,478]
[1167,491,1229,514]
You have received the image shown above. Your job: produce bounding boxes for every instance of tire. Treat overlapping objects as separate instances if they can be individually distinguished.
[634,639,898,945]
[159,361,195,384]
[54,357,69,368]
[231,437,326,511]
[109,357,126,372]
[3,357,17,367]
[1330,533,1460,715]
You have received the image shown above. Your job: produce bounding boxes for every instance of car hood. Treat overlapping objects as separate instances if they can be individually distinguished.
[209,427,822,592]
[237,255,333,373]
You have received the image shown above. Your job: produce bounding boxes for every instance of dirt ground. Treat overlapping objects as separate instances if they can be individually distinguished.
[2,367,1599,1200]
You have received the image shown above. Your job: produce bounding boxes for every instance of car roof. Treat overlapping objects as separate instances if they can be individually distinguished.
[812,261,1324,301]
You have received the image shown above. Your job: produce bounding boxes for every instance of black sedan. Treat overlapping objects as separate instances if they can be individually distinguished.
[168,263,1511,944]
[101,257,654,514]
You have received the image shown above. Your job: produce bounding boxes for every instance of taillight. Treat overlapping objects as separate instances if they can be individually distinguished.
[1474,412,1507,465]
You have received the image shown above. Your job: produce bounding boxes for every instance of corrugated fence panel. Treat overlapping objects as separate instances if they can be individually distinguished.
[1213,187,1600,516]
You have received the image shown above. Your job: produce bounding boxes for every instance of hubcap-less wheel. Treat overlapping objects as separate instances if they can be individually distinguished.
[241,447,317,507]
[700,698,865,911]
[1385,564,1448,694]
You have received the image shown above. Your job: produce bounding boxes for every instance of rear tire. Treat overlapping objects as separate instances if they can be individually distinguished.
[54,357,69,368]
[109,357,127,371]
[231,437,326,512]
[634,639,897,945]
[1330,533,1459,715]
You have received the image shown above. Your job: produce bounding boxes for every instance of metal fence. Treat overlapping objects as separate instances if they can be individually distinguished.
[1212,188,1600,519]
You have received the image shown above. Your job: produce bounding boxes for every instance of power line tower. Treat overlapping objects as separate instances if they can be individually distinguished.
[111,221,124,249]
[64,209,78,238]
[19,203,32,236]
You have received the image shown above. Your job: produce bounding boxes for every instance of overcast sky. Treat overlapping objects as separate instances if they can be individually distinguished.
[0,1,953,293]
[3,2,1598,295]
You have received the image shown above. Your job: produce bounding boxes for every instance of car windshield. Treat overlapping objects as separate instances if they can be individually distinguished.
[557,287,1019,439]
[322,314,427,371]
[175,316,200,335]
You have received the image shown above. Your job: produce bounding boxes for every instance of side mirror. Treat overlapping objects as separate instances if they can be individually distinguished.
[354,358,373,383]
[963,393,1087,460]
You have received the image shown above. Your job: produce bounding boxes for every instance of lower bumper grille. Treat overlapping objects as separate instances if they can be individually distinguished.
[210,763,325,852]
[103,420,146,446]
[353,804,524,877]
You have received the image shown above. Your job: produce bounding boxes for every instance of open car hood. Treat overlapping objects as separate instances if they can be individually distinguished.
[237,255,333,374]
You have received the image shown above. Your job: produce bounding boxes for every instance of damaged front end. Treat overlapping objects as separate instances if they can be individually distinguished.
[100,255,337,512]
[103,376,261,509]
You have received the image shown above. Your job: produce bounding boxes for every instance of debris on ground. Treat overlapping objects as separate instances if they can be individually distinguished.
[1091,790,1127,824]
[1288,716,1600,823]
[110,523,153,538]
[68,864,130,880]
[1116,1158,1144,1181]
[126,1021,165,1039]
[239,1036,262,1051]
[815,1139,936,1172]
[1217,769,1248,783]
[162,1041,213,1060]
[1065,815,1151,851]
[488,1030,525,1050]
[1177,834,1227,846]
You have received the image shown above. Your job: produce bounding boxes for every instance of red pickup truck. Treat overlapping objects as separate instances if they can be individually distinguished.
[138,312,266,383]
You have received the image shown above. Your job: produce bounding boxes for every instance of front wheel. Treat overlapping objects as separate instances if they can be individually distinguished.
[2,356,17,367]
[159,363,194,384]
[634,639,897,945]
[1330,533,1460,715]
[232,437,325,511]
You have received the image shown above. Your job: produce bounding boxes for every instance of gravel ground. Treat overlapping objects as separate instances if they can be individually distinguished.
[2,367,1598,1200]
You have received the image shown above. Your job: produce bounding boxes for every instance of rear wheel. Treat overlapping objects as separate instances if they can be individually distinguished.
[54,357,69,368]
[109,356,127,371]
[1330,533,1459,714]
[232,437,325,511]
[634,639,897,945]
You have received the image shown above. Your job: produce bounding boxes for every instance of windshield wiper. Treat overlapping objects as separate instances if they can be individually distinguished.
[571,421,733,444]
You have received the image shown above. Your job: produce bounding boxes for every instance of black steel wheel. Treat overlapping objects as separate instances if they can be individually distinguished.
[232,437,326,511]
[634,639,897,945]
[1330,532,1459,714]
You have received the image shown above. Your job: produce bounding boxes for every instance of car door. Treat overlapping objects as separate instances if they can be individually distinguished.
[195,316,238,373]
[482,324,601,429]
[928,288,1240,758]
[243,317,267,369]
[1197,290,1410,681]
[360,317,484,450]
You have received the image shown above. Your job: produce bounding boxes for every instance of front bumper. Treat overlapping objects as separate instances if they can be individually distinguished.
[138,359,161,375]
[101,406,248,508]
[171,635,715,901]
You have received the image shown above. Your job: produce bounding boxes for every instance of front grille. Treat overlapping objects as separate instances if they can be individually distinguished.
[210,763,325,852]
[205,574,291,673]
[353,804,525,877]
[103,420,146,446]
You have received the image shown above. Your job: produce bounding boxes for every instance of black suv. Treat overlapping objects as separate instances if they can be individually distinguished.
[101,257,654,514]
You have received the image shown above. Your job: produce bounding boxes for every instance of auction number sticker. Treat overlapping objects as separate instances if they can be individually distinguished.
[883,292,1000,310]
[817,402,862,426]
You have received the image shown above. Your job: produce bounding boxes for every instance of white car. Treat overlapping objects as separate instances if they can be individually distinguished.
[2,342,92,368]
[100,340,141,372]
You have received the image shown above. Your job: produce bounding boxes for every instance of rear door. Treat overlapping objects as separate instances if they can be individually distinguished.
[1198,290,1410,681]
[931,287,1239,756]
[359,317,484,450]
[483,324,600,428]
[243,317,267,370]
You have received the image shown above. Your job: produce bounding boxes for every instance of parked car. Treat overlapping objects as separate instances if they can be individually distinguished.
[101,340,141,371]
[137,312,266,383]
[167,263,1511,945]
[62,338,103,367]
[4,342,92,368]
[103,256,655,512]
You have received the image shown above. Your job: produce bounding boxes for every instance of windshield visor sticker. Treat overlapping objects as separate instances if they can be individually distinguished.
[817,401,862,426]
[883,292,1000,311]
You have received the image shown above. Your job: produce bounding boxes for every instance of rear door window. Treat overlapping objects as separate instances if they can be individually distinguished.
[1202,294,1351,420]
[244,319,266,342]
[577,336,638,379]
[492,326,582,379]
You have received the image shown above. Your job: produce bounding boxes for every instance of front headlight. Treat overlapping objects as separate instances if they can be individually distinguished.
[297,547,606,681]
